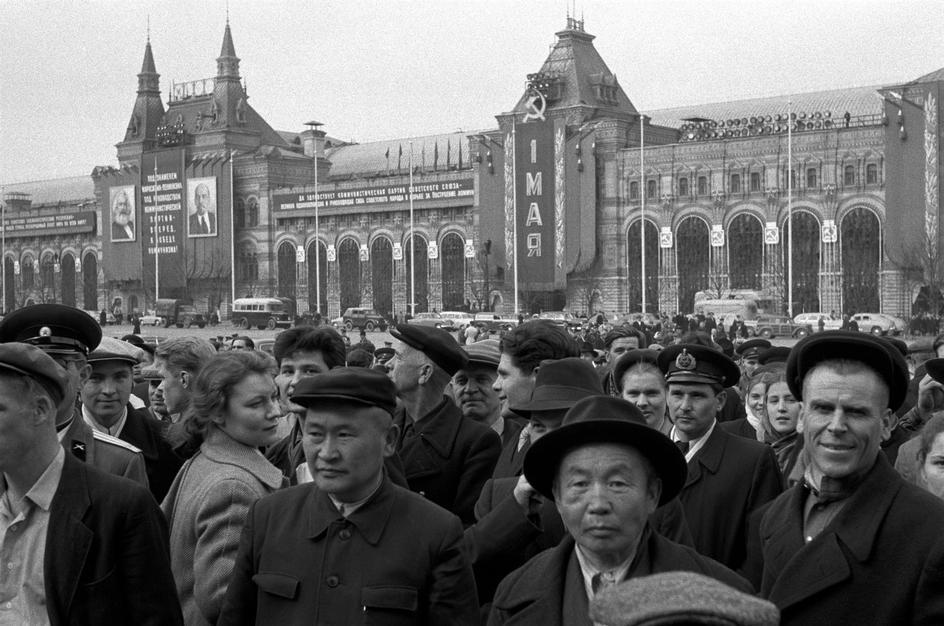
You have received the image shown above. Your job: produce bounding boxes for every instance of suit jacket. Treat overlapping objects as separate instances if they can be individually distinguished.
[488,528,751,626]
[217,477,479,626]
[161,426,284,626]
[45,451,183,625]
[189,211,216,235]
[751,455,944,625]
[466,476,694,607]
[61,412,149,487]
[679,424,782,570]
[111,220,134,241]
[113,405,183,501]
[491,426,529,479]
[720,417,760,440]
[397,397,501,525]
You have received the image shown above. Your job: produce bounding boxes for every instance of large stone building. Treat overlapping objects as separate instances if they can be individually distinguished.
[3,18,942,321]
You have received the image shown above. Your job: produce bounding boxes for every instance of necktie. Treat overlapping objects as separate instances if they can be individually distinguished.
[202,217,209,233]
[591,571,620,596]
[675,440,690,454]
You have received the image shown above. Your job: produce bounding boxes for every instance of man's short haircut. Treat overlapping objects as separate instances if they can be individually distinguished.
[499,320,579,374]
[273,326,345,369]
[235,335,255,349]
[604,326,648,350]
[154,337,217,376]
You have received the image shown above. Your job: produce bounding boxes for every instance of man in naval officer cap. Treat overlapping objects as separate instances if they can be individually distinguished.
[0,304,148,486]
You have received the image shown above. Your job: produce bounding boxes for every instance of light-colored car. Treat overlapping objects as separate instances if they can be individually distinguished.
[851,312,903,336]
[793,312,843,331]
[407,312,452,330]
[440,311,474,329]
[140,314,163,326]
[753,315,813,339]
[538,311,582,328]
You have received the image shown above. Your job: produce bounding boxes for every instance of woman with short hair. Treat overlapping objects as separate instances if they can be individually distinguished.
[162,350,285,626]
[918,414,944,500]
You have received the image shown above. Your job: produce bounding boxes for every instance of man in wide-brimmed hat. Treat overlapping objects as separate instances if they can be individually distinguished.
[488,395,750,625]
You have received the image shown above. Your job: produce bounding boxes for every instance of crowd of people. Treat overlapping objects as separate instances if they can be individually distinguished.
[1,302,943,625]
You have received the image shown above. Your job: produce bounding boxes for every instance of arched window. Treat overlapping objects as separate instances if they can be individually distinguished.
[729,174,740,194]
[866,164,878,185]
[234,197,246,228]
[727,214,763,290]
[626,220,659,312]
[678,177,689,197]
[782,212,821,313]
[750,172,761,192]
[371,237,393,318]
[807,168,818,189]
[306,240,328,316]
[83,252,97,310]
[629,181,639,200]
[40,254,56,300]
[405,235,428,314]
[646,179,657,199]
[338,238,361,312]
[60,254,76,307]
[441,233,465,310]
[841,208,880,312]
[277,242,297,302]
[3,257,14,313]
[843,165,855,186]
[697,176,708,196]
[21,255,34,291]
[246,196,260,227]
[676,217,709,312]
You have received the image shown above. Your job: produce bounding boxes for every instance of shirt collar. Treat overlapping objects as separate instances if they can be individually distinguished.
[574,541,637,600]
[491,415,505,437]
[1,446,65,514]
[82,404,128,438]
[671,418,717,462]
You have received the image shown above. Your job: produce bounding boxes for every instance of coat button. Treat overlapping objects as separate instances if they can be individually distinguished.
[326,575,340,587]
[339,528,352,540]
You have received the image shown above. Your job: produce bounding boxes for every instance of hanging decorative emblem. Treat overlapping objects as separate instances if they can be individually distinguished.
[659,227,673,249]
[359,245,369,262]
[821,219,838,243]
[764,222,779,245]
[428,242,439,260]
[392,242,403,261]
[326,245,336,262]
[710,225,725,247]
[464,239,476,259]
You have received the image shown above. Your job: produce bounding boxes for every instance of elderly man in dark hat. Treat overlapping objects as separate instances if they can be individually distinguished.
[388,324,501,525]
[219,368,479,626]
[454,339,523,451]
[488,395,750,625]
[745,331,944,625]
[0,342,183,624]
[80,336,183,501]
[0,303,148,485]
[659,344,782,570]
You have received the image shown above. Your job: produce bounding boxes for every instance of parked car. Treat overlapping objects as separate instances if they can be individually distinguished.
[331,307,388,331]
[140,314,163,326]
[793,312,843,331]
[615,312,661,328]
[84,310,117,325]
[407,312,453,330]
[440,311,475,329]
[753,315,813,339]
[472,312,517,333]
[538,311,582,329]
[851,312,904,336]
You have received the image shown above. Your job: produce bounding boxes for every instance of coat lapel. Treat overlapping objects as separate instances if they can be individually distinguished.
[402,399,461,480]
[45,453,94,624]
[495,538,573,626]
[684,424,725,489]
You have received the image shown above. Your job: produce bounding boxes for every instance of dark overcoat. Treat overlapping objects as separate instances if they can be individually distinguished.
[118,405,184,501]
[397,397,501,525]
[217,478,479,626]
[45,452,183,625]
[488,527,751,626]
[678,424,782,570]
[751,455,944,626]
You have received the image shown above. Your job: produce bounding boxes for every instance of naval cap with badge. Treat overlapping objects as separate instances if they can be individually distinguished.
[0,303,102,356]
[785,330,909,411]
[735,338,772,360]
[390,323,469,376]
[0,342,70,406]
[291,367,397,416]
[658,343,741,388]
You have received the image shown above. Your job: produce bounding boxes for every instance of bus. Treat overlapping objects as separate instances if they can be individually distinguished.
[692,290,777,327]
[231,297,293,330]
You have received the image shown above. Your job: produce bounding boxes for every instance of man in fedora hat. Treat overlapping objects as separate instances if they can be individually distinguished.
[468,358,693,610]
[745,331,944,625]
[388,324,500,525]
[659,343,782,570]
[488,395,750,625]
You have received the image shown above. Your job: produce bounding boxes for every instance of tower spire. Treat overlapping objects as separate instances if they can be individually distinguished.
[217,20,240,78]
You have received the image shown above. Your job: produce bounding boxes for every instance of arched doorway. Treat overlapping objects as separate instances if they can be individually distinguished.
[306,240,328,316]
[727,214,763,290]
[405,234,428,314]
[841,207,880,313]
[338,238,361,312]
[60,254,76,307]
[676,216,710,313]
[277,241,297,302]
[3,257,13,314]
[626,219,659,313]
[371,237,393,318]
[441,233,465,311]
[83,252,97,310]
[40,254,56,303]
[781,211,821,314]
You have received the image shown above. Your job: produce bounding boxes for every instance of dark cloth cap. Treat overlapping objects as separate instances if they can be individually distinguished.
[613,349,661,390]
[658,344,740,388]
[122,333,154,355]
[0,304,102,355]
[291,367,396,415]
[590,571,780,626]
[604,326,646,349]
[462,339,501,368]
[0,343,70,405]
[926,357,944,385]
[523,395,686,506]
[511,357,603,417]
[390,324,468,375]
[715,336,734,357]
[736,338,772,359]
[345,348,373,368]
[757,346,791,365]
[785,330,910,410]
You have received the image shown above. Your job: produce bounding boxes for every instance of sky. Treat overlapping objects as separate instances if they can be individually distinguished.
[2,0,944,184]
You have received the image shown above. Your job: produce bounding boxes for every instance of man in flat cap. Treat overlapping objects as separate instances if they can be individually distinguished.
[0,343,182,624]
[745,331,944,625]
[488,396,750,625]
[219,367,479,626]
[0,304,148,486]
[81,336,183,501]
[454,339,523,452]
[659,343,782,570]
[389,324,501,525]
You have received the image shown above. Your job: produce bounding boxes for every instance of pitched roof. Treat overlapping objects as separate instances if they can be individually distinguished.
[645,85,883,129]
[2,176,94,205]
[325,131,480,178]
[910,66,944,85]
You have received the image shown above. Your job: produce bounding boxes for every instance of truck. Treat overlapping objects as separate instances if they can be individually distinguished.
[154,298,207,329]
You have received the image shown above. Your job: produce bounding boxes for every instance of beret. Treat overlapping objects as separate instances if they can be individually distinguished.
[736,338,772,359]
[511,357,603,416]
[0,342,70,406]
[390,324,468,375]
[0,304,102,355]
[523,395,686,506]
[291,367,396,415]
[785,330,910,410]
[88,335,144,365]
[590,571,780,626]
[658,344,740,388]
[462,339,501,368]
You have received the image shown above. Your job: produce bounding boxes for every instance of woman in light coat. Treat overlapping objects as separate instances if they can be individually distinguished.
[162,350,285,625]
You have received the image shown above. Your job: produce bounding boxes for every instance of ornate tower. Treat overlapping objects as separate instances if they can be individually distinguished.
[116,36,166,164]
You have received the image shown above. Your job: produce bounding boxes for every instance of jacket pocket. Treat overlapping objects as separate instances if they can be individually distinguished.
[362,586,419,625]
[252,572,299,600]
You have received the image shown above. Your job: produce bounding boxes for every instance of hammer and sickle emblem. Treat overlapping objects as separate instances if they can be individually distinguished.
[523,88,547,122]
